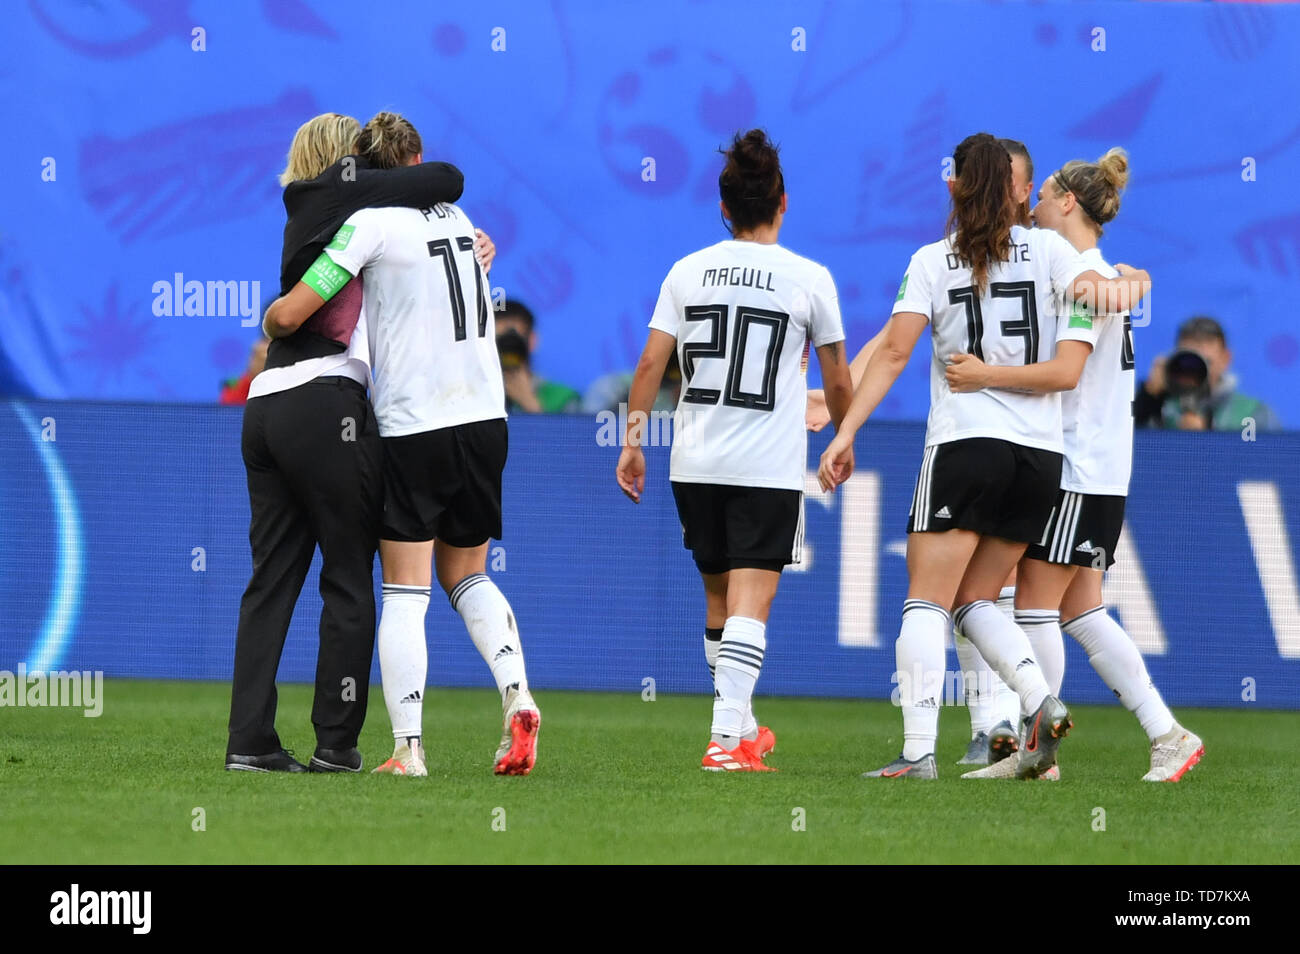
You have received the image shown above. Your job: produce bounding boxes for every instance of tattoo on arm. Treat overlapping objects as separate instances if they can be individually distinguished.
[821,340,846,362]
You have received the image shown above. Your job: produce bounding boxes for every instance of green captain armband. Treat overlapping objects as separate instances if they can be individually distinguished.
[302,252,354,302]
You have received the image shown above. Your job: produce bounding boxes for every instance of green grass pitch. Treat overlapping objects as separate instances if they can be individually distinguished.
[2,680,1295,864]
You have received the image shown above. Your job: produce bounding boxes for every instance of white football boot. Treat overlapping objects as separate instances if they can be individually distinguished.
[962,751,1060,780]
[1142,726,1204,782]
[372,737,427,777]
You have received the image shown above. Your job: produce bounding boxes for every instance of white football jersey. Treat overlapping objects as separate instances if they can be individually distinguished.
[891,225,1094,453]
[324,204,504,437]
[1059,247,1135,496]
[649,239,845,491]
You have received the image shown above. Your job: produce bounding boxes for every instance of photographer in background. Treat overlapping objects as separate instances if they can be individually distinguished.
[496,299,583,413]
[1135,316,1280,432]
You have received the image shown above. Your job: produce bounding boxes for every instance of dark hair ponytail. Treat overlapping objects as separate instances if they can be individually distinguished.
[718,129,784,235]
[946,132,1017,294]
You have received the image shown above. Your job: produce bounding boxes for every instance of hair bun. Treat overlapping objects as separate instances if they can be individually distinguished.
[717,129,784,234]
[356,111,422,169]
[1097,147,1130,192]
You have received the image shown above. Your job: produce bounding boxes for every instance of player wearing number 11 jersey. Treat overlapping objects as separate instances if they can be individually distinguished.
[263,112,539,778]
[617,129,854,772]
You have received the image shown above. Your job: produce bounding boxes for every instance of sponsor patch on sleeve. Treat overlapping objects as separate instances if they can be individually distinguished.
[326,224,355,251]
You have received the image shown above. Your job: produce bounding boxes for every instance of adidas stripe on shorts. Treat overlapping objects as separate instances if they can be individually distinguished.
[906,437,1062,544]
[1024,489,1125,569]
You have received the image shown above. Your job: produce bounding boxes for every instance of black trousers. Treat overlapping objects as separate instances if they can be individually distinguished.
[227,376,382,755]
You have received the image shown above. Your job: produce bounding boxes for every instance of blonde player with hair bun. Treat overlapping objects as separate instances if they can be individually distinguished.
[949,147,1204,783]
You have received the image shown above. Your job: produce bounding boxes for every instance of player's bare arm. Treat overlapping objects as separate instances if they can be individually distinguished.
[1070,266,1150,315]
[946,340,1093,394]
[262,252,356,338]
[616,328,676,503]
[818,313,926,491]
[815,340,854,430]
[806,321,891,431]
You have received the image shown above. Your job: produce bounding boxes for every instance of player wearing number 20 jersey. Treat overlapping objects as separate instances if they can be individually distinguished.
[650,240,845,492]
[618,130,853,774]
[652,239,845,580]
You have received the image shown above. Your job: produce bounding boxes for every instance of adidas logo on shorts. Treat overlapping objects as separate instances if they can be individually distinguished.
[1075,539,1095,553]
[934,505,952,519]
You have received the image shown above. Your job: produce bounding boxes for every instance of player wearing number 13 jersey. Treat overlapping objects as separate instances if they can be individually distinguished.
[263,112,539,779]
[617,130,854,772]
[819,132,1151,780]
[948,148,1203,783]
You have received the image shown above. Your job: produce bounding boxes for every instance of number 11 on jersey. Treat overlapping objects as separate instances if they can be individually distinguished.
[428,236,489,341]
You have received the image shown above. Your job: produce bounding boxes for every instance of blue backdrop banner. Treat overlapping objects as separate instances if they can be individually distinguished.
[1,404,1296,710]
[1,0,1297,427]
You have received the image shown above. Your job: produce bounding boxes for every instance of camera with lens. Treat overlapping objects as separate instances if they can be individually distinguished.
[496,328,530,371]
[1164,349,1210,412]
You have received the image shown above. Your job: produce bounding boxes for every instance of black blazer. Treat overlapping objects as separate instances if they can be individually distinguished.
[266,156,464,369]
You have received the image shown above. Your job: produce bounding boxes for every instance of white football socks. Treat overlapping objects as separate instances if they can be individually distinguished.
[953,599,1051,717]
[956,585,1018,735]
[706,626,758,740]
[378,583,431,740]
[954,631,996,734]
[703,627,722,687]
[992,587,1024,727]
[1064,606,1175,740]
[712,616,765,744]
[898,599,947,761]
[449,573,528,701]
[1016,609,1065,696]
